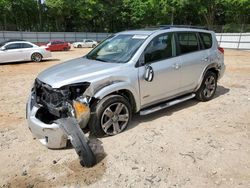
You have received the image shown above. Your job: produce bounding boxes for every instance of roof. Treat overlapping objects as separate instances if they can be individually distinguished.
[118,25,212,36]
[0,40,34,48]
[0,39,26,47]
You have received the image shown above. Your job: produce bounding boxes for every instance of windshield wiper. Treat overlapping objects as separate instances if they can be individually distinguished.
[95,58,108,62]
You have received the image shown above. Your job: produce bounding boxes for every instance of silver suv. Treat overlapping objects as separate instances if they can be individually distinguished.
[27,26,225,149]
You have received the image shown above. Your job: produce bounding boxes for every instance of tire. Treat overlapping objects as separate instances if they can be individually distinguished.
[72,131,96,168]
[31,53,42,62]
[89,95,132,137]
[92,44,96,48]
[56,118,96,167]
[77,44,82,48]
[195,71,217,102]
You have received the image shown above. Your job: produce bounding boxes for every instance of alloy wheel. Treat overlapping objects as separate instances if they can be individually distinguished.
[203,75,216,98]
[101,102,129,135]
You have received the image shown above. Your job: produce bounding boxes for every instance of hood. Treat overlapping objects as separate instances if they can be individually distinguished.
[37,57,123,88]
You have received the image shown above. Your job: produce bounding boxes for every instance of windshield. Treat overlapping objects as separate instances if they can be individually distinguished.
[86,34,147,63]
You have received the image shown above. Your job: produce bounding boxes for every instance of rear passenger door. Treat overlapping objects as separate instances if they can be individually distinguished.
[20,43,34,60]
[176,32,209,92]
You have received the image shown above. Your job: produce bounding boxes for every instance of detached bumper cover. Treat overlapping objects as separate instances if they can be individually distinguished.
[27,95,96,166]
[26,95,68,149]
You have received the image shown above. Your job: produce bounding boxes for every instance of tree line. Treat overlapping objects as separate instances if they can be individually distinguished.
[0,0,249,32]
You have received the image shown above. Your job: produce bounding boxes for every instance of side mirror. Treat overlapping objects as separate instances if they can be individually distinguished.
[144,65,154,82]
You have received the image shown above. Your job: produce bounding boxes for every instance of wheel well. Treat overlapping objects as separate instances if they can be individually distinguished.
[100,90,137,113]
[207,67,219,78]
[31,52,43,58]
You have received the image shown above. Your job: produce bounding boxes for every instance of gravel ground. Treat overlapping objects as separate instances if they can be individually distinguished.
[0,48,249,188]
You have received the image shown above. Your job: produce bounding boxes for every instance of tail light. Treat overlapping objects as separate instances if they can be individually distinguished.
[218,47,224,54]
[45,47,50,51]
[68,43,71,46]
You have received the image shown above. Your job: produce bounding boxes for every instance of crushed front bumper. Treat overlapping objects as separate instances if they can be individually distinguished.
[26,95,68,149]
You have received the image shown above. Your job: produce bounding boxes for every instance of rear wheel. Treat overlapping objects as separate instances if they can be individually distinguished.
[31,53,42,62]
[89,95,132,137]
[92,44,96,48]
[196,71,217,102]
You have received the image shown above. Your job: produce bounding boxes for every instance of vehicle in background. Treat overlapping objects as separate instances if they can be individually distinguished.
[0,41,52,63]
[73,39,98,48]
[46,40,71,51]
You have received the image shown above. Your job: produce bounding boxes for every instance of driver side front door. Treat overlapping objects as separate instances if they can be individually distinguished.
[0,43,23,63]
[138,32,182,108]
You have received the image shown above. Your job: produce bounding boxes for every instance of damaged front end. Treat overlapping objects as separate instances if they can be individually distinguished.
[34,79,91,128]
[26,79,96,167]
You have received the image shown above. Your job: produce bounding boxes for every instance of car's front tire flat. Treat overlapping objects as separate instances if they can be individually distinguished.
[89,95,132,137]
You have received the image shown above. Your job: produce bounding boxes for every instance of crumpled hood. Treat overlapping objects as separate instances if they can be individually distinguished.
[37,57,123,88]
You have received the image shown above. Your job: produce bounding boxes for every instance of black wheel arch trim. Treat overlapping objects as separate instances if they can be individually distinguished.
[195,63,220,91]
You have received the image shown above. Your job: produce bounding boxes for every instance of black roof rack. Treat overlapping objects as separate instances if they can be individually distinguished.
[159,25,209,30]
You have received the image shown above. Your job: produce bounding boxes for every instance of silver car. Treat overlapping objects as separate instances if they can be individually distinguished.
[0,40,52,63]
[27,26,225,149]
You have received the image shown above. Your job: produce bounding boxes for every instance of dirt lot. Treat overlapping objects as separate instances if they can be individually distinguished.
[0,48,249,188]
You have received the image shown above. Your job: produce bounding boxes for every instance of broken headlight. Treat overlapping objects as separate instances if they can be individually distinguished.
[61,82,90,101]
[34,79,90,118]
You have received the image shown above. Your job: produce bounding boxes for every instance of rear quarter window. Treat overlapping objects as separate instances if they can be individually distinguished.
[199,33,212,49]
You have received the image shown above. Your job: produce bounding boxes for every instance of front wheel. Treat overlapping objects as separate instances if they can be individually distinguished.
[31,53,42,62]
[89,95,132,137]
[196,71,217,102]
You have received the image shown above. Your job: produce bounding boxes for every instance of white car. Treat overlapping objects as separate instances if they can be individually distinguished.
[73,39,98,48]
[0,40,52,63]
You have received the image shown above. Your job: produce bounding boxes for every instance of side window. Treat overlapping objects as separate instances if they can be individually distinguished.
[145,33,174,64]
[199,33,212,49]
[177,32,199,55]
[21,43,33,48]
[5,43,22,50]
[86,40,92,43]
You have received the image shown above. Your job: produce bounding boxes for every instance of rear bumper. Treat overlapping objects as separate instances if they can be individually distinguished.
[42,51,52,58]
[26,95,68,149]
[218,64,226,80]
